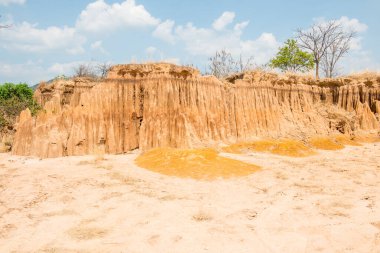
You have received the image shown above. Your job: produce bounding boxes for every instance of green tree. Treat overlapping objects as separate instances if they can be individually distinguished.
[0,83,41,128]
[269,39,314,73]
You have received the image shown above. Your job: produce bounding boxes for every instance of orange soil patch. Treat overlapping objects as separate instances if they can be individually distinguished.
[222,139,315,157]
[308,137,345,150]
[135,148,260,180]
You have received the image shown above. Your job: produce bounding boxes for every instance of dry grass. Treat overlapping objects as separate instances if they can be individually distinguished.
[94,144,106,163]
[334,135,362,146]
[223,139,316,157]
[108,172,139,185]
[353,134,380,143]
[67,219,108,240]
[222,135,380,157]
[67,226,108,240]
[348,71,380,79]
[308,137,345,150]
[192,211,213,222]
[77,160,93,166]
[44,209,77,217]
[77,145,107,166]
[135,148,260,180]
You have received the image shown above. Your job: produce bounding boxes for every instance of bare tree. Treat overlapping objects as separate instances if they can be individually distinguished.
[236,54,255,73]
[297,20,353,79]
[74,63,96,78]
[208,50,235,78]
[96,62,111,78]
[208,49,255,79]
[321,31,355,78]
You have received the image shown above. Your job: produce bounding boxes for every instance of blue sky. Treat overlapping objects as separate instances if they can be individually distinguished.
[0,0,379,84]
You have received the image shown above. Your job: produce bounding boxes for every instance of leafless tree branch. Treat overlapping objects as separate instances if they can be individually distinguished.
[74,63,97,78]
[96,62,112,78]
[208,49,255,79]
[321,30,356,78]
[297,20,354,79]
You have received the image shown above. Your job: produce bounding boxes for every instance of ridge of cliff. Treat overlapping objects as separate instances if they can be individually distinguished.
[11,63,380,158]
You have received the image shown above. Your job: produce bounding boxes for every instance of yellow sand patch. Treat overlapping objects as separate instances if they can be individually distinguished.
[334,135,362,146]
[222,139,315,157]
[308,137,345,150]
[135,148,260,180]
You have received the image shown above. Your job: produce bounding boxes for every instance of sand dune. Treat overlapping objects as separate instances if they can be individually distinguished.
[0,143,379,252]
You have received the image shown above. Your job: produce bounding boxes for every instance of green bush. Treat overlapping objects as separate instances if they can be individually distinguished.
[0,83,41,128]
[269,39,314,73]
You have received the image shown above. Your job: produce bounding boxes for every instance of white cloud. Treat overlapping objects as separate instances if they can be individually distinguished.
[145,46,157,55]
[90,40,108,54]
[76,0,159,33]
[0,22,86,54]
[153,12,278,65]
[234,21,249,34]
[0,61,49,84]
[172,21,278,64]
[153,20,176,44]
[0,0,161,54]
[0,60,108,84]
[162,58,180,65]
[90,40,102,49]
[337,16,368,51]
[0,0,25,6]
[48,61,86,76]
[336,16,368,33]
[212,11,235,31]
[340,50,380,75]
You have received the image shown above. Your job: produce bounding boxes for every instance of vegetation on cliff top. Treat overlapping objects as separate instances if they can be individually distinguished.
[269,39,314,73]
[0,83,41,129]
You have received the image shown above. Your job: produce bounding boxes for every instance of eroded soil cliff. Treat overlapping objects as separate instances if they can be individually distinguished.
[11,63,380,158]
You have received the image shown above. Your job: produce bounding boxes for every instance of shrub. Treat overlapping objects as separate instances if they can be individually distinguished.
[0,83,41,128]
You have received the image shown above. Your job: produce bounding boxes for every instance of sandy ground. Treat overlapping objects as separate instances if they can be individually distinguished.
[0,144,379,253]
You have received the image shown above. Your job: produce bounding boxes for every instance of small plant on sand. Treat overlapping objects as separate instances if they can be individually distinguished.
[94,143,106,163]
[192,210,213,222]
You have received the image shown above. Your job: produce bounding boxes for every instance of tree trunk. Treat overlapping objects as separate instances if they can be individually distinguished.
[315,61,320,79]
[329,62,334,78]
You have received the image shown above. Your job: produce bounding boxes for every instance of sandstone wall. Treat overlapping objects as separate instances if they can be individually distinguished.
[12,63,380,158]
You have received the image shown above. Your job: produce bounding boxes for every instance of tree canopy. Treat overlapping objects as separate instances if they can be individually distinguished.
[0,83,33,101]
[0,83,40,128]
[269,39,314,73]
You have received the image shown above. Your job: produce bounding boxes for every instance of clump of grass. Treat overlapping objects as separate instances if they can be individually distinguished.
[77,160,93,166]
[192,211,213,222]
[94,144,106,163]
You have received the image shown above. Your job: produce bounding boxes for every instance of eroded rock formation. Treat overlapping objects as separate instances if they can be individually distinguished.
[12,63,380,158]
